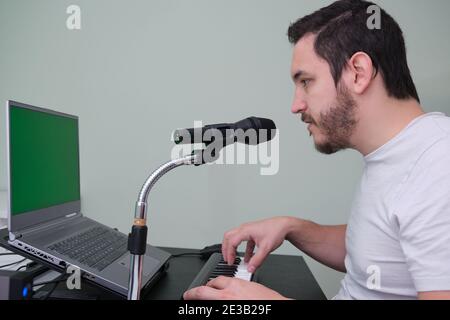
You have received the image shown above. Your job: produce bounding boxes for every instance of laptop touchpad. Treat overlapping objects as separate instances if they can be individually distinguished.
[115,254,160,277]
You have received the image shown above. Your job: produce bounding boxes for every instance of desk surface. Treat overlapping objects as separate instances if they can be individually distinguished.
[145,247,326,300]
[0,229,326,300]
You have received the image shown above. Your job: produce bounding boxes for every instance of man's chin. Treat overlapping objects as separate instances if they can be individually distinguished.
[311,131,347,155]
[314,140,343,155]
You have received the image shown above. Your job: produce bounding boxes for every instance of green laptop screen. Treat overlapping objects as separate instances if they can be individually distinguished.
[9,105,80,216]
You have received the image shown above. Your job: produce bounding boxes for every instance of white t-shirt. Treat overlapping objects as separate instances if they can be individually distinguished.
[335,112,450,300]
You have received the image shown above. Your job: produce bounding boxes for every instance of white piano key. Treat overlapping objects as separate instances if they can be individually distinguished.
[235,259,253,281]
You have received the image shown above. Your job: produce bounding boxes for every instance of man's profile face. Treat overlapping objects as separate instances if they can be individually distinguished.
[290,34,358,154]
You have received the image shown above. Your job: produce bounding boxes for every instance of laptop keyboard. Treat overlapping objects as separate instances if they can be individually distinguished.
[48,226,128,271]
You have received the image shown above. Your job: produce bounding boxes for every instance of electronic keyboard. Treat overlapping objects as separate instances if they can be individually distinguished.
[186,253,255,291]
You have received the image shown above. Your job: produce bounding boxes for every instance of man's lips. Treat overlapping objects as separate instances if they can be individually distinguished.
[307,123,313,136]
[301,116,314,125]
[301,116,315,136]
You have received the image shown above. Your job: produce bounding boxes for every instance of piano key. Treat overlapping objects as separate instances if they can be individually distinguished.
[186,253,255,292]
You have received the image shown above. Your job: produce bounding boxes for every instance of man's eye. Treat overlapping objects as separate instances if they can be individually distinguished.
[300,79,311,88]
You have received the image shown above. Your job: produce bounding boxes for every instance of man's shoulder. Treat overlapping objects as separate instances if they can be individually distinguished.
[410,112,450,138]
[405,113,450,159]
[420,129,450,160]
[407,130,450,180]
[427,112,450,135]
[393,125,450,220]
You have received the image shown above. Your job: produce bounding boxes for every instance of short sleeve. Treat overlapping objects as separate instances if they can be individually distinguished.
[394,137,450,292]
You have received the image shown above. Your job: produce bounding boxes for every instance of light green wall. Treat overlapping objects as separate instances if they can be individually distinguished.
[1,0,449,298]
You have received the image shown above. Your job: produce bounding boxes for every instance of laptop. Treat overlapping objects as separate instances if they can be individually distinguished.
[5,100,171,297]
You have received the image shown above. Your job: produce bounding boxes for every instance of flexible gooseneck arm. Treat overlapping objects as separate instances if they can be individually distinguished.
[127,153,199,300]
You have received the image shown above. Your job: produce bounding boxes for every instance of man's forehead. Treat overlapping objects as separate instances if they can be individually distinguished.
[291,34,322,77]
[294,33,316,54]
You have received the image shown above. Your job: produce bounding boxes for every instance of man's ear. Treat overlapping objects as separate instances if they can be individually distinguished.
[344,51,375,95]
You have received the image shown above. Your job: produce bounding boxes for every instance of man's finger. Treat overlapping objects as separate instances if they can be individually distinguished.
[223,228,251,265]
[183,285,223,300]
[226,235,244,266]
[244,241,255,263]
[206,275,234,290]
[248,247,268,273]
[222,233,230,264]
[226,242,237,266]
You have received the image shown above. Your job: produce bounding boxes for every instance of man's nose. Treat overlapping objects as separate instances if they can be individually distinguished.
[291,90,307,114]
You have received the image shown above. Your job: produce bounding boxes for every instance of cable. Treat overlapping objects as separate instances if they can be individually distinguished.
[38,272,68,300]
[16,265,28,271]
[16,261,38,271]
[33,277,69,288]
[0,253,21,257]
[168,244,223,261]
[169,252,202,259]
[0,258,27,269]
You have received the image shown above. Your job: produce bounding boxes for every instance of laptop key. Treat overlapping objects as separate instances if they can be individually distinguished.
[48,226,130,271]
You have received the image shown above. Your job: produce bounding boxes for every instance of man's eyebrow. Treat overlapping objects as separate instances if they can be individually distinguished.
[292,70,313,82]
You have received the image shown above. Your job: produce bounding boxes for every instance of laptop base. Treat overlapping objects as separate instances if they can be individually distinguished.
[0,228,168,299]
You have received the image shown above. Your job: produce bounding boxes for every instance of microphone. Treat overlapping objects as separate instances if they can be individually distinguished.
[173,117,277,146]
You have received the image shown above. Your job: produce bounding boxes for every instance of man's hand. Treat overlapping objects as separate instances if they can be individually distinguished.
[222,217,292,272]
[418,291,450,300]
[183,276,288,300]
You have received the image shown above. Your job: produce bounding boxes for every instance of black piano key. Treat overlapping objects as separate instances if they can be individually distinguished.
[214,265,238,269]
[212,271,236,276]
[214,266,237,271]
[214,273,234,277]
[211,270,235,276]
[186,253,253,294]
[219,258,241,264]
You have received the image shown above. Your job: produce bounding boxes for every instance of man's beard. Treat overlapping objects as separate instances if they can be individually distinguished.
[304,84,358,155]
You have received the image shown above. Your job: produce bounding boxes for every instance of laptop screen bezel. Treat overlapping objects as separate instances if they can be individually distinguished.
[6,100,81,234]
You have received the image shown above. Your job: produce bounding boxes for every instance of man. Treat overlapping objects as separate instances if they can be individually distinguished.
[184,0,450,300]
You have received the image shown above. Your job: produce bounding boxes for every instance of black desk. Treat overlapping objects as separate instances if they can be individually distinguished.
[0,229,326,300]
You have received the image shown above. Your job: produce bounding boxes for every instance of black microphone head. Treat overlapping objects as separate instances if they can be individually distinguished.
[234,117,277,145]
[173,117,277,147]
[249,116,276,130]
[173,127,199,144]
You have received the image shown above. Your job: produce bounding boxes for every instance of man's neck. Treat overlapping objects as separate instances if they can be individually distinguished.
[351,97,425,157]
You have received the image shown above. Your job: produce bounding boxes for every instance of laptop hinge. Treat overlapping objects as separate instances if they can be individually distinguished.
[9,231,21,241]
[13,212,83,238]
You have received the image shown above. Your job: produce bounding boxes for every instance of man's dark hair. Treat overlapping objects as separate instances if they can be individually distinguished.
[288,0,420,103]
